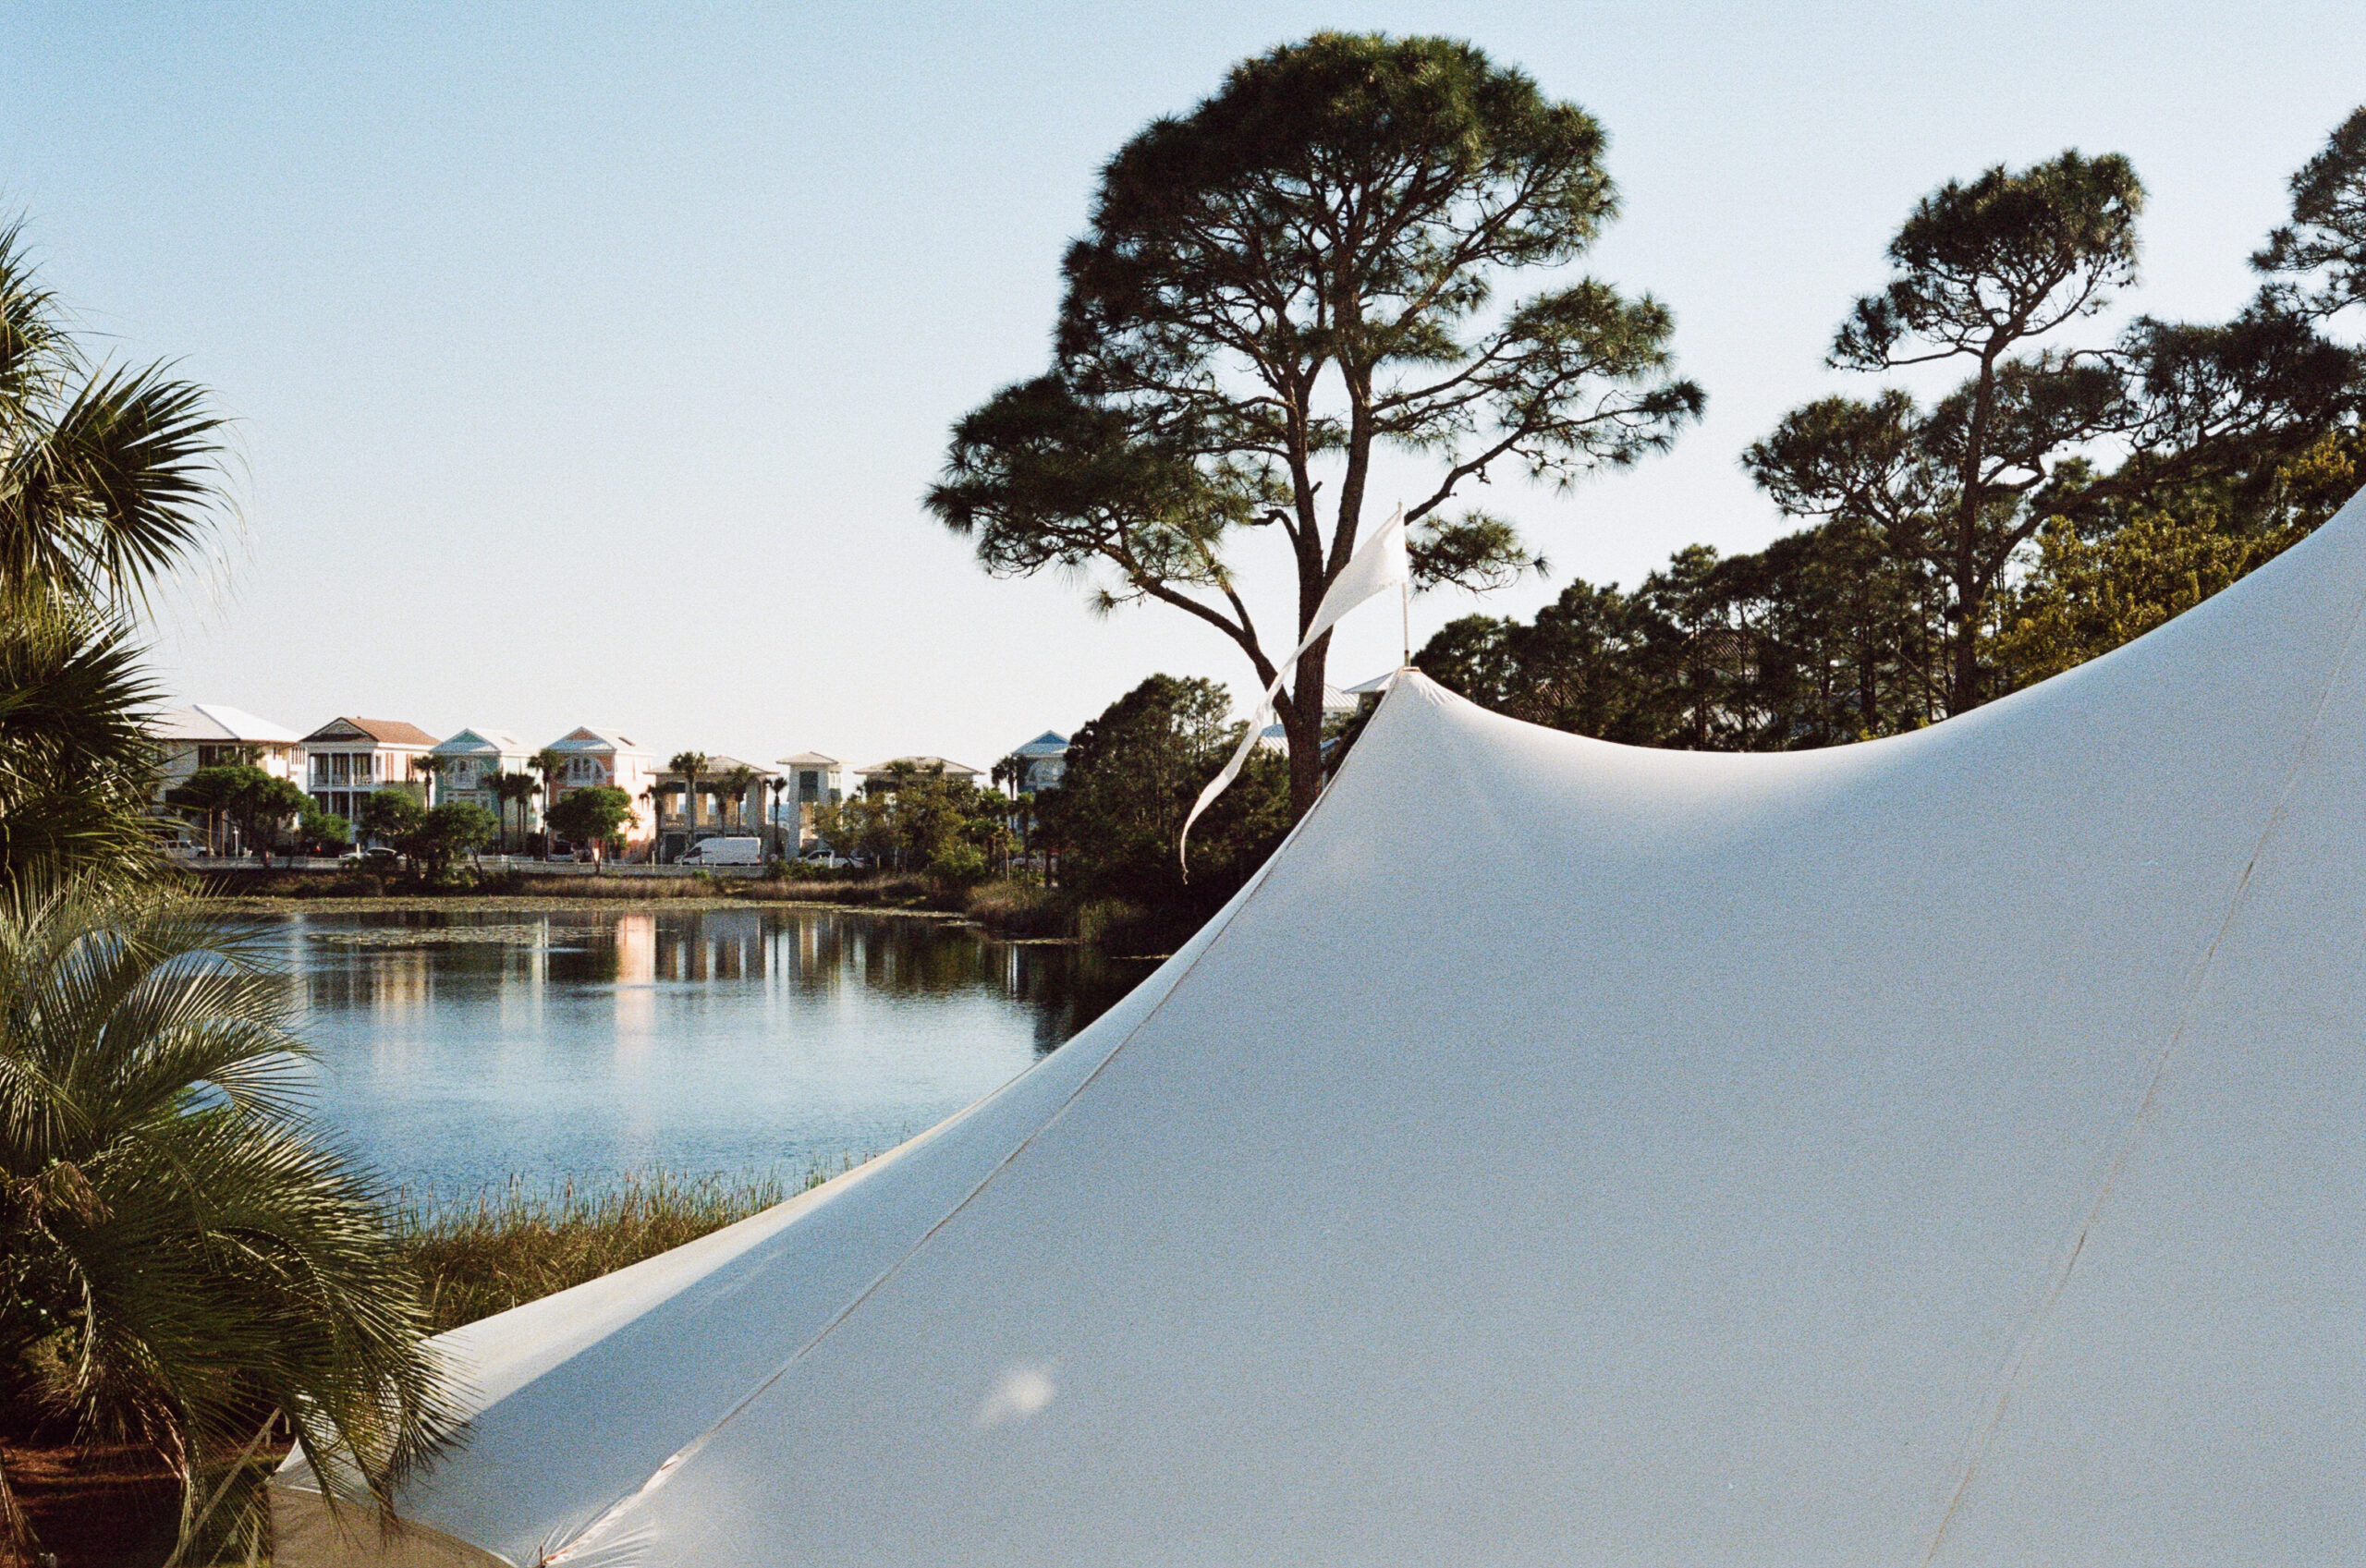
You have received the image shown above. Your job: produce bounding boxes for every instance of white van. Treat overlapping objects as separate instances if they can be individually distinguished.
[677,836,763,867]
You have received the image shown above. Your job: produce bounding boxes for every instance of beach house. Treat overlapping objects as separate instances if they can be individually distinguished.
[301,717,442,826]
[774,752,845,851]
[543,726,658,858]
[146,705,307,798]
[431,729,537,842]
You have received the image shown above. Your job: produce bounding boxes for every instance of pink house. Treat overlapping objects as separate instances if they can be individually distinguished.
[543,727,659,858]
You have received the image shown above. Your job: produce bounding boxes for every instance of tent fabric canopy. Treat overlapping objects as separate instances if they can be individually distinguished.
[280,489,2366,1565]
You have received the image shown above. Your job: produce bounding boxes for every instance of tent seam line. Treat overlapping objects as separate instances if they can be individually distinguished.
[1912,575,2366,1568]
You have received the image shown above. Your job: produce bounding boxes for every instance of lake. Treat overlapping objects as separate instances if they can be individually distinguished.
[254,906,1153,1197]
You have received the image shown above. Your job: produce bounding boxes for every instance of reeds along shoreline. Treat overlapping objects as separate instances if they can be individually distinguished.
[191,866,1086,938]
[395,1165,857,1335]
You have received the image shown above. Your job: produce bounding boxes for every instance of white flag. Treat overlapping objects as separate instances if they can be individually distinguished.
[1179,506,1409,873]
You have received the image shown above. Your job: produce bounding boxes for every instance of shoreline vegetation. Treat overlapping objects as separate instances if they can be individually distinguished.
[5,1165,850,1564]
[183,867,1206,958]
[396,1165,850,1336]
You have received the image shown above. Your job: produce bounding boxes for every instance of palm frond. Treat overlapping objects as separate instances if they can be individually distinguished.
[0,220,76,431]
[0,595,163,892]
[0,881,457,1557]
[0,360,229,611]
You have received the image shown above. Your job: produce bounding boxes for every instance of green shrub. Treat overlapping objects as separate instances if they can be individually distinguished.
[928,845,990,887]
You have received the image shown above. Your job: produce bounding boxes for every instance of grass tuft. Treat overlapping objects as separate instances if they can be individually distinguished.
[394,1164,855,1334]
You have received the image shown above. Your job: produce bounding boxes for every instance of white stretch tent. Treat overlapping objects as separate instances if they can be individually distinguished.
[281,489,2366,1566]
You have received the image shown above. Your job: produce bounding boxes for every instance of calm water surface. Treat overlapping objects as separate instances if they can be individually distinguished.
[261,906,1152,1196]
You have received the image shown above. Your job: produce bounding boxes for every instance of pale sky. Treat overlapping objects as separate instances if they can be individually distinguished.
[2,2,2355,770]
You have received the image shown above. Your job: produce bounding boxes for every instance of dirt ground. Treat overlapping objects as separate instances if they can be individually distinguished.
[4,1441,181,1568]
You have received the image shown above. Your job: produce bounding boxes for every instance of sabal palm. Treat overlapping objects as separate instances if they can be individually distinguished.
[0,221,226,893]
[530,750,564,847]
[0,225,225,614]
[492,772,532,853]
[0,595,161,887]
[668,752,709,843]
[0,881,453,1558]
[721,764,758,833]
[409,753,445,808]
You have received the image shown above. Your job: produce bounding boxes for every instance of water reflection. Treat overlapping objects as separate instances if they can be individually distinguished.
[272,906,1150,1196]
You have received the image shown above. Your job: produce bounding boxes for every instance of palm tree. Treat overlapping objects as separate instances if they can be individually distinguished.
[0,598,162,885]
[721,763,760,836]
[667,751,709,860]
[0,220,229,893]
[480,771,522,853]
[504,771,538,854]
[0,880,453,1560]
[409,751,445,807]
[530,748,565,853]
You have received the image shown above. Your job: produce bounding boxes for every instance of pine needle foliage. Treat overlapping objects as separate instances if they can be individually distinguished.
[932,34,1701,820]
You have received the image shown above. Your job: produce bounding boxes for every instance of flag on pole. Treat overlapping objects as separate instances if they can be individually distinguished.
[1179,505,1409,874]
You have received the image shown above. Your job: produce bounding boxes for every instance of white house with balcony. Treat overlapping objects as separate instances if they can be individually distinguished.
[302,717,441,827]
[774,752,844,851]
[146,705,306,798]
[544,726,658,858]
[144,705,308,852]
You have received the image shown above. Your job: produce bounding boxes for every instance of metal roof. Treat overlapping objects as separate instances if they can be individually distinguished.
[145,703,302,745]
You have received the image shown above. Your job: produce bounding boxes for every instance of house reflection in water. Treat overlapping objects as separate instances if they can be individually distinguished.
[614,913,655,1052]
[274,906,1159,1193]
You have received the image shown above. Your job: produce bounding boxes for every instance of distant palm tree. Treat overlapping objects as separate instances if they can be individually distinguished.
[764,774,788,857]
[0,880,453,1561]
[721,763,760,835]
[488,772,534,853]
[409,752,445,807]
[667,752,710,859]
[530,749,565,852]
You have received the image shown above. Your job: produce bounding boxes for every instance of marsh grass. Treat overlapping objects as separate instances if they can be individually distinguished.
[395,1164,859,1335]
[962,879,1068,938]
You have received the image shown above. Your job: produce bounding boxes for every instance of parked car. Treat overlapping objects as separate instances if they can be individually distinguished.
[338,845,398,868]
[799,851,852,869]
[678,835,763,867]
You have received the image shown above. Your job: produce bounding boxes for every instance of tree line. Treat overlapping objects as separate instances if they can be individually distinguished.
[1416,122,2365,748]
[933,37,2363,785]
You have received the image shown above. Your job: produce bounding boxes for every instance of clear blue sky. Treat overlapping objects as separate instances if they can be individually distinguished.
[2,2,2355,768]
